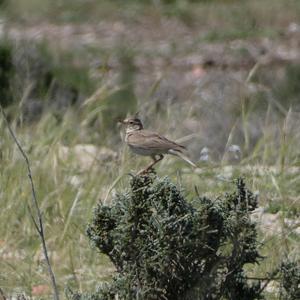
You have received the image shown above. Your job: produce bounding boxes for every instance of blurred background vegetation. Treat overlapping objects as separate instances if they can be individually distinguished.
[0,0,299,299]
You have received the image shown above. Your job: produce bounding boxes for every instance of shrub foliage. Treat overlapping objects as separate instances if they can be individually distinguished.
[279,260,300,300]
[70,174,266,300]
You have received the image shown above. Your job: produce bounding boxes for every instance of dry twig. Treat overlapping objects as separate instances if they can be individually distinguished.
[0,105,60,300]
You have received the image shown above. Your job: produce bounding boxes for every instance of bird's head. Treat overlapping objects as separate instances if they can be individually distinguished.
[119,117,144,132]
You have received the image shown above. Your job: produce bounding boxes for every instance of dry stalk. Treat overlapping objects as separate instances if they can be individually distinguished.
[0,105,60,300]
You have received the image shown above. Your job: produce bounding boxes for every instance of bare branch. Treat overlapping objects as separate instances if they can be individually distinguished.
[26,203,42,235]
[0,105,60,300]
[257,269,281,295]
[247,276,280,281]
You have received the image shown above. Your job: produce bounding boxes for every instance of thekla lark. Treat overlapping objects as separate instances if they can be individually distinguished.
[120,117,196,173]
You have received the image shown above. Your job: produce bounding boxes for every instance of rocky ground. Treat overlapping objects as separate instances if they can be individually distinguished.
[2,14,300,157]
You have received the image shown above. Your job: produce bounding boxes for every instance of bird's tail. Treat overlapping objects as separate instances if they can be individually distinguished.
[169,149,197,168]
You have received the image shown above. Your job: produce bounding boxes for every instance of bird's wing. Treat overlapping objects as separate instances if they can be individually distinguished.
[127,130,185,152]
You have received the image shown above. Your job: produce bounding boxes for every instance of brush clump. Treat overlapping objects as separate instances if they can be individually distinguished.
[69,174,265,300]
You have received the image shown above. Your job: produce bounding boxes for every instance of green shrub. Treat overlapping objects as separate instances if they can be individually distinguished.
[279,260,300,300]
[69,174,265,299]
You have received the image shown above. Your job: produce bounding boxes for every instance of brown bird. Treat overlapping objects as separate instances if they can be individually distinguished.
[120,117,196,174]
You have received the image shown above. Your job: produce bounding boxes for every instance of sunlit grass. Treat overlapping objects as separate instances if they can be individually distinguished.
[0,0,300,298]
[1,50,300,295]
[1,101,300,298]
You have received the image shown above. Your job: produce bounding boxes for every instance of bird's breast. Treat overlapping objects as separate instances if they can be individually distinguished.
[128,144,155,156]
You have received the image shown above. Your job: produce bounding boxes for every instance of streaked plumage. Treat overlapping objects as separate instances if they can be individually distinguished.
[120,117,196,173]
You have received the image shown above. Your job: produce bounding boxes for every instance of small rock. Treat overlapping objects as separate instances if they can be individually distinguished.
[58,144,117,170]
[223,144,242,164]
[287,22,300,34]
[284,218,300,235]
[199,147,212,163]
[264,280,280,294]
[217,165,233,180]
[253,212,281,235]
[69,175,82,187]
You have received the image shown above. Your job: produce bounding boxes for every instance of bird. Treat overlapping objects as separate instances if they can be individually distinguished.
[120,117,196,174]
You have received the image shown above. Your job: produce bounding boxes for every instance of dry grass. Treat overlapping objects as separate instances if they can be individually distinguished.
[0,0,300,298]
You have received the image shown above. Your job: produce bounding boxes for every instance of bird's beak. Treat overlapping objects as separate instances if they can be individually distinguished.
[117,118,125,125]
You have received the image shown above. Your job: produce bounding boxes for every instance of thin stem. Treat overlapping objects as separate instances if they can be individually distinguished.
[0,105,60,300]
[246,276,280,281]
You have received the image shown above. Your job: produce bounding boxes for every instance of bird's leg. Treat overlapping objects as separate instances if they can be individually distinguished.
[138,154,164,175]
[148,154,164,170]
